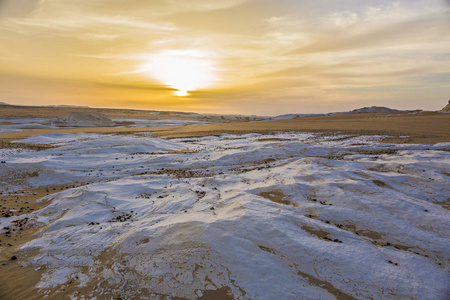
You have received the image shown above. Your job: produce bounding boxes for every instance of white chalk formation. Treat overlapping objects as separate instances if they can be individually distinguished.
[0,132,448,299]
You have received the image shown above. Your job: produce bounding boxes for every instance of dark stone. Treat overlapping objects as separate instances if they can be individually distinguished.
[10,256,17,260]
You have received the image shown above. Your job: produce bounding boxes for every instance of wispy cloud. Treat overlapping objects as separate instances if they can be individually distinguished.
[291,12,450,54]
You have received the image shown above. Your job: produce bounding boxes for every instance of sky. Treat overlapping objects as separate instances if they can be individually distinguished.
[0,0,449,115]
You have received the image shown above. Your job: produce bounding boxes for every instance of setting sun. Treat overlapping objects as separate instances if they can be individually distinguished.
[142,50,217,96]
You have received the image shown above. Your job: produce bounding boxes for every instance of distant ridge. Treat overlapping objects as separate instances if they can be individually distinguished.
[349,106,405,113]
[272,106,412,120]
[0,102,90,108]
[50,105,91,108]
[272,113,323,120]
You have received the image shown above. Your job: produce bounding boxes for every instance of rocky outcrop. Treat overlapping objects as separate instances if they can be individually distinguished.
[441,100,450,112]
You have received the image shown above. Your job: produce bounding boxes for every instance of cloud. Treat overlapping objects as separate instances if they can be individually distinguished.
[0,0,40,19]
[0,71,173,91]
[25,0,250,20]
[291,12,450,54]
[1,12,178,34]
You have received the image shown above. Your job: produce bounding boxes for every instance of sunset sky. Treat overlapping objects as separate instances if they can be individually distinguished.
[0,0,449,115]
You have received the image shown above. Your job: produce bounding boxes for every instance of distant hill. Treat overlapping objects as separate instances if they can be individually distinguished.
[271,106,414,120]
[272,113,324,120]
[349,106,405,114]
[50,105,91,108]
[0,102,90,108]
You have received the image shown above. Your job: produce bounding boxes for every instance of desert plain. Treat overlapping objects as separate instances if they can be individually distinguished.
[0,104,449,299]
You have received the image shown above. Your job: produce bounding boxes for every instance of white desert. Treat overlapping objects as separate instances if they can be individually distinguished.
[0,104,449,299]
[1,0,449,298]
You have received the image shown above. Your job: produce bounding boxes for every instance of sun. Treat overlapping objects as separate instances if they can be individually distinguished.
[174,90,189,96]
[143,50,217,96]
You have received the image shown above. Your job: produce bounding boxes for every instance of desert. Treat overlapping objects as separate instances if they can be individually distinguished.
[1,0,450,299]
[0,104,449,299]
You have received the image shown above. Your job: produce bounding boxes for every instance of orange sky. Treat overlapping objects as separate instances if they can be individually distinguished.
[0,0,449,115]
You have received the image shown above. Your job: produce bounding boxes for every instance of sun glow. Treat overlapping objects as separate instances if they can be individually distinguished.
[144,50,217,96]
